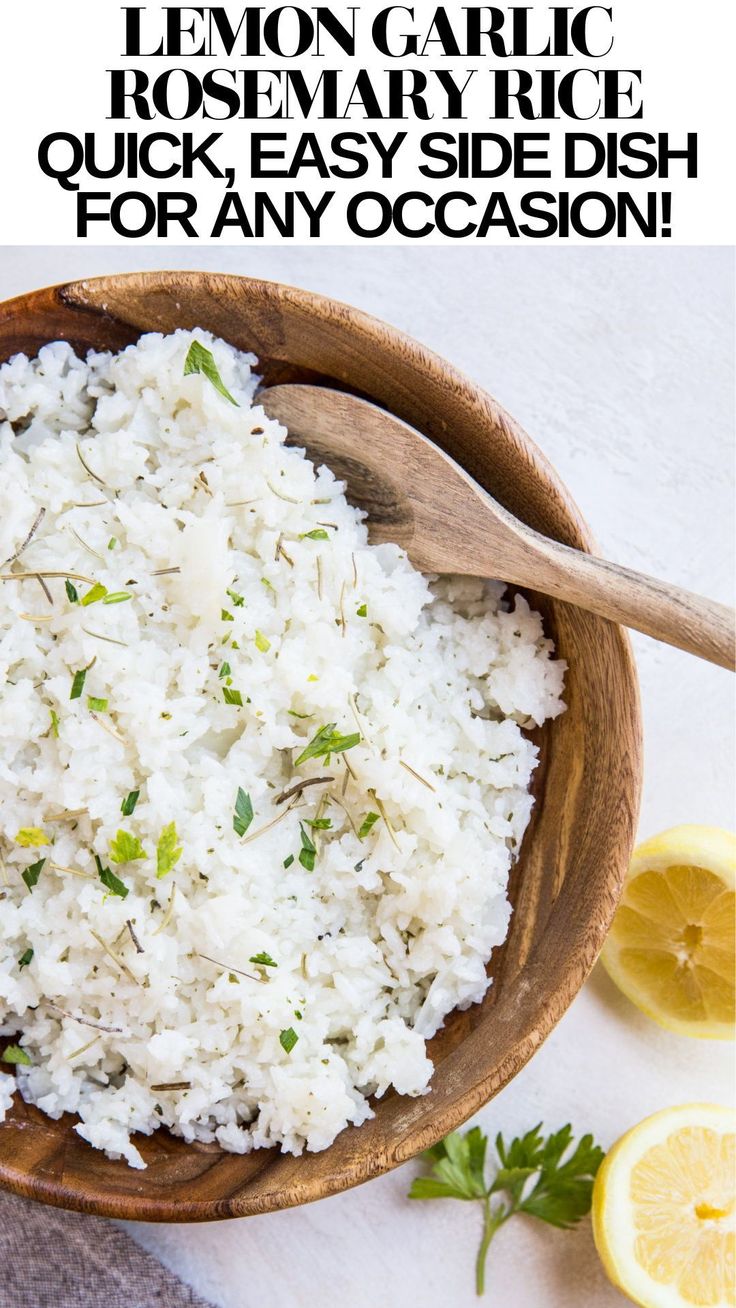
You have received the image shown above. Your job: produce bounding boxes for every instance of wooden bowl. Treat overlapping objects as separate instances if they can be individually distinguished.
[0,272,642,1220]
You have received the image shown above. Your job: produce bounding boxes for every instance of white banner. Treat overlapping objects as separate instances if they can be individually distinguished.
[0,0,733,244]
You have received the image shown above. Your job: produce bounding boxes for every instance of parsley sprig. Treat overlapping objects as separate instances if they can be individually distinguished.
[409,1124,605,1296]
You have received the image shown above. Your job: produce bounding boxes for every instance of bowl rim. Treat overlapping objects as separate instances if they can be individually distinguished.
[0,271,642,1220]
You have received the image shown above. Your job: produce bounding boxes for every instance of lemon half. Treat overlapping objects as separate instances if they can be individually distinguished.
[593,1103,735,1308]
[600,826,735,1040]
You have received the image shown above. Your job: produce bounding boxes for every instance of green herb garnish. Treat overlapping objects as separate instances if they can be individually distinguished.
[48,709,60,738]
[288,709,312,719]
[358,812,380,839]
[219,662,231,679]
[22,858,45,893]
[121,790,140,817]
[283,854,295,869]
[96,854,129,899]
[15,828,49,848]
[222,687,243,707]
[249,951,277,968]
[107,537,117,550]
[279,1027,298,1054]
[80,582,108,607]
[87,696,108,713]
[356,603,368,618]
[156,822,182,878]
[306,818,331,830]
[254,630,271,653]
[18,948,33,969]
[2,1045,31,1066]
[65,579,79,603]
[294,723,360,767]
[109,830,147,864]
[70,667,88,700]
[226,588,244,607]
[183,339,239,406]
[298,822,316,872]
[233,787,254,837]
[409,1124,605,1296]
[221,609,234,622]
[299,529,329,541]
[102,591,132,605]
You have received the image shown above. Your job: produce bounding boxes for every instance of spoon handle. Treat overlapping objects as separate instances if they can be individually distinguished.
[523,535,735,669]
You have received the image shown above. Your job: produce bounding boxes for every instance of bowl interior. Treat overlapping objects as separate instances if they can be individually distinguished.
[0,273,642,1220]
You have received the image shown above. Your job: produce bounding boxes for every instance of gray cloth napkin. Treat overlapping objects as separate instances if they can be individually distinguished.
[0,1189,215,1308]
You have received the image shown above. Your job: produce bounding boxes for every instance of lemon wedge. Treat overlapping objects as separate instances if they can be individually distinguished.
[600,825,735,1040]
[592,1103,735,1308]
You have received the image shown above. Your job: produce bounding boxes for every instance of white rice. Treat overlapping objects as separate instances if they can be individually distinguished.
[0,330,565,1168]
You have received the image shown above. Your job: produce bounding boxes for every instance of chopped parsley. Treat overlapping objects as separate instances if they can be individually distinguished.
[107,537,117,550]
[15,828,49,848]
[306,818,331,830]
[283,854,295,869]
[222,687,243,706]
[48,709,60,738]
[218,661,231,679]
[80,582,108,607]
[279,1027,298,1054]
[22,858,45,893]
[358,812,380,839]
[65,579,79,603]
[298,822,316,872]
[18,948,34,969]
[299,529,329,541]
[156,822,182,878]
[249,951,277,968]
[226,588,245,607]
[96,854,129,899]
[102,591,132,605]
[87,696,109,713]
[183,339,239,406]
[221,609,234,622]
[70,666,88,700]
[233,787,254,837]
[2,1045,31,1066]
[121,790,140,817]
[109,830,147,864]
[356,603,368,618]
[254,630,271,653]
[294,723,361,767]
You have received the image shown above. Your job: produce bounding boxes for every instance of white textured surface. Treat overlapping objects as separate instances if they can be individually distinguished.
[1,247,734,1307]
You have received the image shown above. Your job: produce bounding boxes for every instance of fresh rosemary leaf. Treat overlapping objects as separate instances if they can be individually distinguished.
[80,582,108,607]
[294,723,361,767]
[233,787,254,837]
[121,790,140,817]
[15,828,49,848]
[279,1027,298,1054]
[22,858,45,893]
[298,822,316,872]
[358,812,380,839]
[183,340,239,406]
[2,1045,31,1066]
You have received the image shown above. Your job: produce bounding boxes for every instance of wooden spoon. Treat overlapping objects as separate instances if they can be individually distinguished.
[260,384,735,670]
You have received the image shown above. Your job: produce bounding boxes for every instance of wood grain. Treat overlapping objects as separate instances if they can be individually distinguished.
[0,272,643,1221]
[262,385,735,669]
